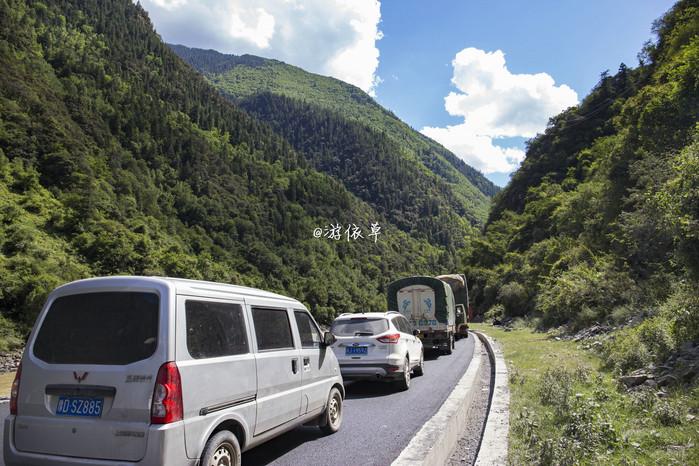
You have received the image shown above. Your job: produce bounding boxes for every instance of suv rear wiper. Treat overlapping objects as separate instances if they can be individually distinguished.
[354,332,373,336]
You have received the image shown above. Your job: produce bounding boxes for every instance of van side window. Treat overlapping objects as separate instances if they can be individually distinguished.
[294,311,322,348]
[252,308,294,351]
[186,301,248,358]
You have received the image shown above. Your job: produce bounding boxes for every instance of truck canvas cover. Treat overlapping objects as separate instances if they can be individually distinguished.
[387,276,455,328]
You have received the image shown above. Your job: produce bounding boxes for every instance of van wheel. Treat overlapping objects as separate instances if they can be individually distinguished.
[319,387,343,435]
[413,351,424,377]
[201,431,241,466]
[394,356,411,391]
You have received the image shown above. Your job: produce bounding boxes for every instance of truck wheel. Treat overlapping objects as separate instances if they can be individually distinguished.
[394,356,411,391]
[201,430,241,466]
[319,387,343,435]
[413,351,424,377]
[452,335,456,349]
[445,336,453,355]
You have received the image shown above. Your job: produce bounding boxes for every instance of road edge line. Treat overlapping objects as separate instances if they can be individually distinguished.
[391,335,484,466]
[473,331,510,466]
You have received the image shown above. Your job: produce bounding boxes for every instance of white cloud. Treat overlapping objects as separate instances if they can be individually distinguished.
[139,0,383,95]
[422,48,578,174]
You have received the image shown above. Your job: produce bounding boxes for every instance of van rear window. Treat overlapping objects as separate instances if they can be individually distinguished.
[33,292,159,365]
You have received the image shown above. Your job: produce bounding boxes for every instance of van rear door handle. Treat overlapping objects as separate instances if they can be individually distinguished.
[291,358,298,374]
[303,356,310,369]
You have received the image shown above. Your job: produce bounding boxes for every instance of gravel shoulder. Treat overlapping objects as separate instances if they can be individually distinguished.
[447,340,491,465]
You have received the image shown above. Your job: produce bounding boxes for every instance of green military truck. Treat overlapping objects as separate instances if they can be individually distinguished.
[436,274,470,340]
[387,276,456,355]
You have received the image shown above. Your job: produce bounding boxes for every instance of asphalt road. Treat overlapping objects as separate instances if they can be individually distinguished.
[244,336,475,466]
[0,336,475,466]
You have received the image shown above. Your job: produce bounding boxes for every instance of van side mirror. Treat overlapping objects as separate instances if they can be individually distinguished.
[412,329,420,336]
[322,331,336,347]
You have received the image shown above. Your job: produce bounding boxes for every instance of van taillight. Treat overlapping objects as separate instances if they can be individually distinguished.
[377,333,400,344]
[150,362,183,424]
[9,362,21,415]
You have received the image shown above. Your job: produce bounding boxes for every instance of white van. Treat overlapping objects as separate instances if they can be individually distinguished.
[4,276,344,466]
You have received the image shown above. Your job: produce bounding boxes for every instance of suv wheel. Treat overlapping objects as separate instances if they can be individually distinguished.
[201,431,241,466]
[319,387,343,434]
[394,356,411,391]
[413,351,424,377]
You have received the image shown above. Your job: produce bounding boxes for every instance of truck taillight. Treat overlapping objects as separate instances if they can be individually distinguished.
[151,362,183,424]
[377,333,400,344]
[10,362,21,415]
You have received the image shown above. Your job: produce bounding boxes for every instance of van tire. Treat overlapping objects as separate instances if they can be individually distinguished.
[201,430,241,466]
[413,351,424,377]
[319,387,343,435]
[394,356,411,391]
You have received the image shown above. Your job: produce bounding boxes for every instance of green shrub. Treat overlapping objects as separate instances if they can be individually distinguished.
[0,315,23,353]
[538,367,575,413]
[652,399,685,426]
[603,316,675,373]
[497,281,529,317]
[537,258,637,328]
[660,283,699,345]
[484,303,504,321]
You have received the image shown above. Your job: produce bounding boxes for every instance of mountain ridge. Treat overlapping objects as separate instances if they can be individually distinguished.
[169,43,500,201]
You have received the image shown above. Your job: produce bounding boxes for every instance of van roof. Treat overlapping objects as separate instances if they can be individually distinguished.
[52,276,303,306]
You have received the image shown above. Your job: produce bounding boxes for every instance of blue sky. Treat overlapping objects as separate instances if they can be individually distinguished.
[141,0,676,187]
[374,0,675,185]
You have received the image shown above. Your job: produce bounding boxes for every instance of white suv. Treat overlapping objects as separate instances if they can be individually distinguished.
[330,312,424,390]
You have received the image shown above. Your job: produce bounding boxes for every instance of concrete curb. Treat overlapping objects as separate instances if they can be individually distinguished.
[473,331,509,466]
[392,335,485,466]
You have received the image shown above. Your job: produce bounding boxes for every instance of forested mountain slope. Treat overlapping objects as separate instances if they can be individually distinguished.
[171,44,498,238]
[0,0,460,341]
[466,0,699,371]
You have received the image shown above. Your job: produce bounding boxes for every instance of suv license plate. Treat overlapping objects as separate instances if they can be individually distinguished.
[346,346,368,355]
[56,396,104,417]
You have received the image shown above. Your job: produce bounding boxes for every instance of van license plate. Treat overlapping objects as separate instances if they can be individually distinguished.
[56,397,104,417]
[346,346,368,355]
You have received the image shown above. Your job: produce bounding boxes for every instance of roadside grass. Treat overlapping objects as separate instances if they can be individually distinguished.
[0,372,15,397]
[471,323,698,466]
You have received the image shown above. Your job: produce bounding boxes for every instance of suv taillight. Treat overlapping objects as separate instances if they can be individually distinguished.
[150,362,183,424]
[377,333,400,344]
[9,362,21,415]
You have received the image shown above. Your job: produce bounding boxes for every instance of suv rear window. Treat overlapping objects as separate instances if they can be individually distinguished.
[33,292,159,365]
[331,317,388,336]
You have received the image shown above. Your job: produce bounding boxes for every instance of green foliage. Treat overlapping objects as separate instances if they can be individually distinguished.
[537,257,638,329]
[171,44,498,226]
[464,2,699,372]
[658,282,699,346]
[0,0,459,331]
[603,316,675,374]
[652,399,686,427]
[0,314,22,352]
[484,303,504,322]
[496,281,529,317]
